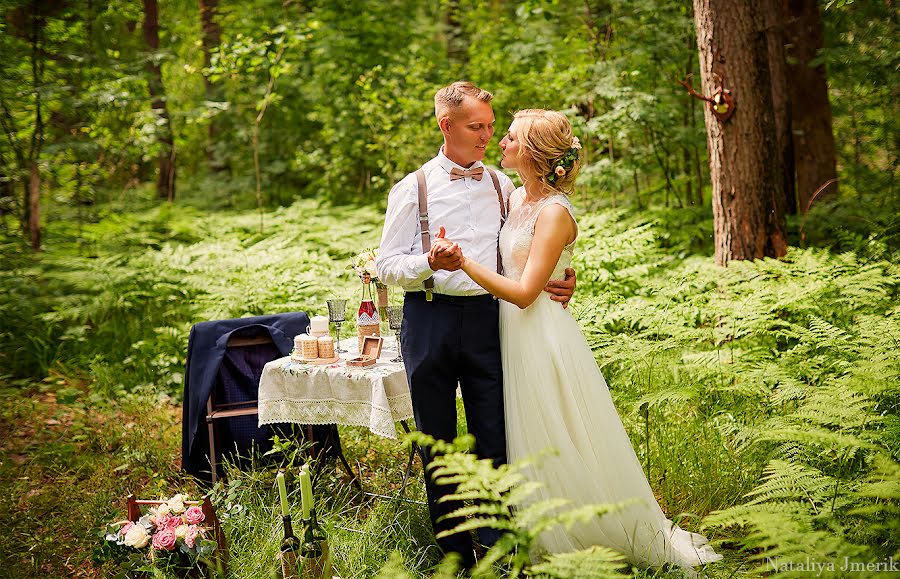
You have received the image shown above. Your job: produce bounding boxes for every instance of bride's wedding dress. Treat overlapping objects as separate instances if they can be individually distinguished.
[499,189,722,572]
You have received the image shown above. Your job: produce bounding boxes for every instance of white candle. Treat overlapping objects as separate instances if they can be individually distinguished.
[299,334,319,359]
[310,315,329,334]
[317,336,334,359]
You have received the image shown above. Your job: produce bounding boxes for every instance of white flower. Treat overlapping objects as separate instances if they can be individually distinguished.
[123,524,150,548]
[167,494,186,515]
[555,166,566,177]
[571,136,582,150]
[150,503,170,521]
[175,524,189,539]
[364,260,377,277]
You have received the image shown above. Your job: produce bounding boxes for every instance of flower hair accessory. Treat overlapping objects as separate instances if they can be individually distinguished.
[546,138,580,185]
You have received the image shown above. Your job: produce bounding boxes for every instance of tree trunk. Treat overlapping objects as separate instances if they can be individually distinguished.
[784,0,838,211]
[683,44,695,205]
[28,161,40,250]
[763,0,797,215]
[198,0,224,169]
[692,0,788,266]
[143,0,176,201]
[444,0,467,66]
[27,0,44,250]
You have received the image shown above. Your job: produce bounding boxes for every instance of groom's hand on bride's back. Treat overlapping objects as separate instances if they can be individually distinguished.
[429,226,463,271]
[544,267,576,308]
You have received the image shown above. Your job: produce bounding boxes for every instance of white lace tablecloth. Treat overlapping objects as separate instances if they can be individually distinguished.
[257,336,413,439]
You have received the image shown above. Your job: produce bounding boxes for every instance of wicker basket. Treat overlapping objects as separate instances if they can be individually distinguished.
[357,324,380,353]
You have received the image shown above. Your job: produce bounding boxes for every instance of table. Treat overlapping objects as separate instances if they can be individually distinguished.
[257,336,413,439]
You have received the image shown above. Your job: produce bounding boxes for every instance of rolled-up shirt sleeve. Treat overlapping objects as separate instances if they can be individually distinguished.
[376,177,434,288]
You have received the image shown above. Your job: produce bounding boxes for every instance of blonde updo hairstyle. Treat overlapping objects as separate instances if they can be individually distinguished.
[511,109,581,195]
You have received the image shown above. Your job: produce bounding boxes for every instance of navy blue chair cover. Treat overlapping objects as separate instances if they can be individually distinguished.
[181,312,309,481]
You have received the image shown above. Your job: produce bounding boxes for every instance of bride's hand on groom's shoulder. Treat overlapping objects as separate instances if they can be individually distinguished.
[429,226,464,271]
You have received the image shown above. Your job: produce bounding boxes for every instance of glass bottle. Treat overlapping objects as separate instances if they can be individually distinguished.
[357,276,380,352]
[280,513,302,578]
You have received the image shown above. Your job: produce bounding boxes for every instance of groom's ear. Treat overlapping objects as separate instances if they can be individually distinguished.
[438,116,451,135]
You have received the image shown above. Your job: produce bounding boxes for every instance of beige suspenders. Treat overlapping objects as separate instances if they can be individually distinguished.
[415,167,508,301]
[415,170,434,301]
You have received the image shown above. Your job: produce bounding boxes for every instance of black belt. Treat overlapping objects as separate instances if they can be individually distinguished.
[405,291,494,304]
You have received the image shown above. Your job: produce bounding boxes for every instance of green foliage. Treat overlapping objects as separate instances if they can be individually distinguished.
[572,228,900,576]
[406,433,631,579]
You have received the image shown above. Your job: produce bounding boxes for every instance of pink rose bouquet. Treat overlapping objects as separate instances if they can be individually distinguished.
[101,493,218,576]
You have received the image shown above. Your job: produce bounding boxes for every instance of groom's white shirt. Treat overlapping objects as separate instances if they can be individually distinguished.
[377,147,515,296]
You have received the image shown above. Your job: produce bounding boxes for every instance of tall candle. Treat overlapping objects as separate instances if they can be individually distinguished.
[300,465,313,519]
[310,315,329,334]
[276,471,290,517]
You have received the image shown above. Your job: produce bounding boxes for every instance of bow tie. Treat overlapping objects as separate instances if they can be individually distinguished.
[449,166,484,181]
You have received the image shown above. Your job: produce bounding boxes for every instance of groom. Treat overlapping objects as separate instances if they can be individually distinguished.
[376,81,575,568]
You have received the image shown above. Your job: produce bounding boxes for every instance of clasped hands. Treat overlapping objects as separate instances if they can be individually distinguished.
[428,226,464,271]
[427,226,577,307]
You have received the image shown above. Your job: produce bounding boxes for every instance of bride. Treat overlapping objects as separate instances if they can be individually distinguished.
[431,109,723,573]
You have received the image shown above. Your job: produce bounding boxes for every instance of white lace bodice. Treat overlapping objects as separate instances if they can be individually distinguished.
[499,188,577,282]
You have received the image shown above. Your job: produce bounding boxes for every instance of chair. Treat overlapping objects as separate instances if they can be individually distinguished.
[182,312,310,483]
[205,331,281,483]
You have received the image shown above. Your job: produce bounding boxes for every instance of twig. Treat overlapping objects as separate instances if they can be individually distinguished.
[804,178,839,213]
[676,74,715,104]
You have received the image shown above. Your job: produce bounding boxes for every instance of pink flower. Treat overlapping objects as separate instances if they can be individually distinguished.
[184,506,205,525]
[151,513,168,527]
[152,528,177,551]
[120,521,135,536]
[184,525,200,549]
[164,515,182,530]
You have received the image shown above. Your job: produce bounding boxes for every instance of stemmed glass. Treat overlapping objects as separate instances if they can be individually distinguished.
[326,299,347,354]
[385,305,404,363]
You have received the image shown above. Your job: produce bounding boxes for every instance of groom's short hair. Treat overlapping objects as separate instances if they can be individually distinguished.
[434,81,493,122]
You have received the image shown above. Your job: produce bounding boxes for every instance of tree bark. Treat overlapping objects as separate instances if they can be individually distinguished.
[784,0,838,211]
[142,0,176,201]
[444,0,467,66]
[27,0,44,250]
[763,0,797,215]
[28,161,40,250]
[692,0,788,266]
[198,0,224,169]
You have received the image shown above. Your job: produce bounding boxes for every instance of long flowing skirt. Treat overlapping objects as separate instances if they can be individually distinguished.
[500,294,722,572]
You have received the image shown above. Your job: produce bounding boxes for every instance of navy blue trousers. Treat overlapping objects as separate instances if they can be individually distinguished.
[401,291,507,565]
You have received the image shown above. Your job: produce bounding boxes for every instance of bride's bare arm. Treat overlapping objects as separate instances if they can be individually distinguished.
[461,204,576,309]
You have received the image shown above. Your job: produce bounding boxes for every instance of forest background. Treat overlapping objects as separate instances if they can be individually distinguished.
[0,0,897,578]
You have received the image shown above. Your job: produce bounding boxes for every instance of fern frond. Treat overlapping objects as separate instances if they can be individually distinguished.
[528,545,628,578]
[744,460,836,509]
